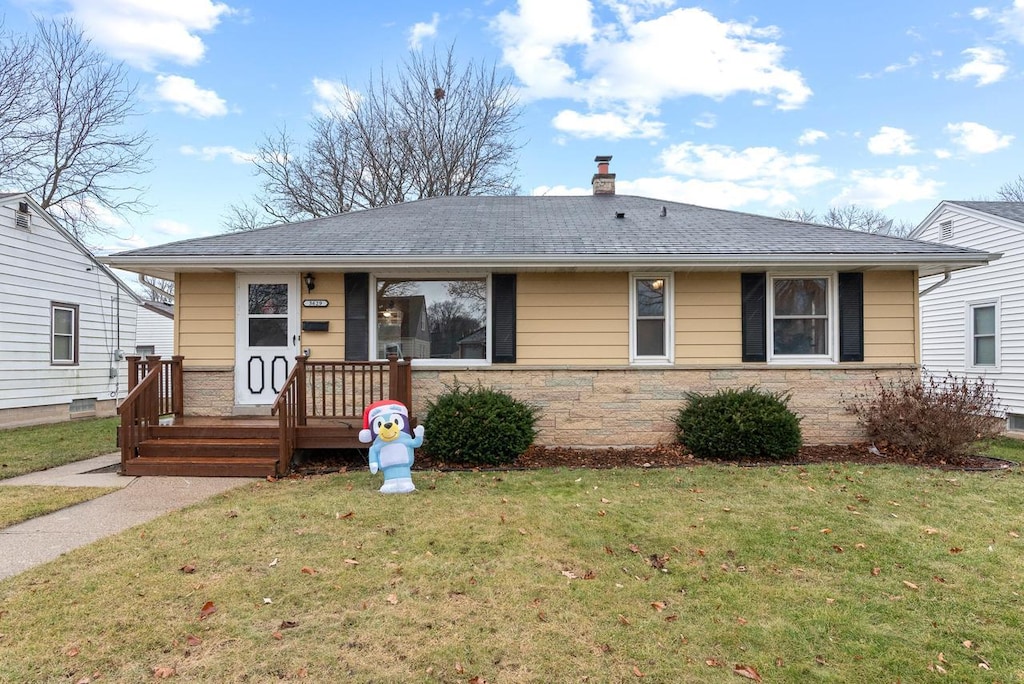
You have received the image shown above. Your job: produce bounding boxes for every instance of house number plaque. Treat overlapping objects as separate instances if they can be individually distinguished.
[302,299,329,308]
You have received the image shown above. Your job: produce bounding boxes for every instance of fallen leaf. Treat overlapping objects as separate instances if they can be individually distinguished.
[628,544,641,554]
[604,545,615,555]
[632,665,645,677]
[815,655,828,666]
[343,559,359,565]
[179,564,196,574]
[226,510,238,518]
[665,614,679,622]
[962,640,973,649]
[938,652,947,663]
[387,594,398,605]
[1009,531,1020,538]
[924,527,939,535]
[66,646,80,657]
[561,570,578,580]
[978,662,991,670]
[820,528,832,534]
[601,497,611,504]
[950,547,963,554]
[903,581,919,590]
[152,666,175,678]
[518,528,528,535]
[733,664,763,682]
[185,635,202,647]
[871,567,881,576]
[618,614,631,625]
[598,510,606,517]
[855,543,866,549]
[337,511,354,519]
[736,616,748,625]
[454,662,465,674]
[468,677,488,684]
[279,620,299,629]
[706,658,724,667]
[651,601,666,612]
[269,558,278,567]
[832,545,844,553]
[935,664,947,674]
[263,597,273,604]
[537,611,547,622]
[301,566,317,575]
[272,631,283,640]
[198,601,217,620]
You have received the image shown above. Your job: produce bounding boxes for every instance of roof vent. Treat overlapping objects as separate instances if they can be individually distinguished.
[615,211,625,219]
[660,206,667,217]
[940,220,953,240]
[15,201,29,230]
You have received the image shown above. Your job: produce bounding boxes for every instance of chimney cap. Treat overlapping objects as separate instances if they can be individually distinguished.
[594,155,612,163]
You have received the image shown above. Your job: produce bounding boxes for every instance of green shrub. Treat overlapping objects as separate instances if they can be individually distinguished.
[422,383,539,466]
[845,372,1002,458]
[675,386,802,460]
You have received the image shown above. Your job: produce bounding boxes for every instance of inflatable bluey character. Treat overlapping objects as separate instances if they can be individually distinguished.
[358,399,423,494]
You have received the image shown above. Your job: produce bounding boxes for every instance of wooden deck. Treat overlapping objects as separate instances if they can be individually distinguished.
[118,355,412,477]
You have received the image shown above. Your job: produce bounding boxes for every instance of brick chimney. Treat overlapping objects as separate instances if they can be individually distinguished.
[592,155,615,195]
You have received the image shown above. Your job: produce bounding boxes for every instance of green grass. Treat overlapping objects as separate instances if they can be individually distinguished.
[978,435,1024,462]
[1,464,1021,683]
[0,418,119,479]
[0,486,119,529]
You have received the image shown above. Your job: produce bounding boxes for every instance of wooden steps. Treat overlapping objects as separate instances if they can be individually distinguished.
[123,431,281,478]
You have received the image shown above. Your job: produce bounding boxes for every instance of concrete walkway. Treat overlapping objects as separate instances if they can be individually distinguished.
[0,454,254,581]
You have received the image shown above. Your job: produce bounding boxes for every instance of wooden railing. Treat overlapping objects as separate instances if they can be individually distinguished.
[117,363,163,472]
[272,362,303,475]
[126,355,184,418]
[304,353,413,418]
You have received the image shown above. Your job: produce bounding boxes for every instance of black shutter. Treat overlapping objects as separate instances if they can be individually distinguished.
[741,273,767,362]
[838,272,864,362]
[492,274,517,363]
[344,273,369,361]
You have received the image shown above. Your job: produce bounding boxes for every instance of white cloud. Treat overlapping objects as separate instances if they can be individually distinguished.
[832,166,940,209]
[945,121,1014,153]
[995,0,1024,42]
[66,0,235,70]
[155,75,228,117]
[551,108,663,138]
[408,13,439,50]
[493,2,810,140]
[179,144,254,164]
[659,142,834,189]
[884,54,922,73]
[311,78,360,116]
[797,129,828,146]
[947,46,1008,85]
[153,219,192,236]
[867,126,918,156]
[934,148,953,159]
[971,7,992,19]
[694,112,717,129]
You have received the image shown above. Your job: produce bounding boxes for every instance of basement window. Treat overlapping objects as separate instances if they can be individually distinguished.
[70,398,96,414]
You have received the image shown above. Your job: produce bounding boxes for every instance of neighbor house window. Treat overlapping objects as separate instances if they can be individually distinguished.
[770,276,834,360]
[968,301,998,368]
[373,277,488,362]
[631,274,672,363]
[51,303,79,365]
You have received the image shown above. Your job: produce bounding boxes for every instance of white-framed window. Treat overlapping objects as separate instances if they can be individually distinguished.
[630,273,673,364]
[967,300,999,369]
[371,275,490,365]
[768,274,837,363]
[51,302,79,365]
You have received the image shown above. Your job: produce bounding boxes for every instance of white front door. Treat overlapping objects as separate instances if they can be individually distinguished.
[235,274,300,405]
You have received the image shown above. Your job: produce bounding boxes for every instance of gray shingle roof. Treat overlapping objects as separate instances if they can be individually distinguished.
[949,201,1024,225]
[111,195,987,261]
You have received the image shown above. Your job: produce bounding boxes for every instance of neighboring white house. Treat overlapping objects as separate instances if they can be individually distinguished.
[0,193,146,428]
[135,300,174,358]
[912,201,1023,431]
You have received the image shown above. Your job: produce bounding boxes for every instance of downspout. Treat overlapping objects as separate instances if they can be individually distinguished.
[919,270,951,297]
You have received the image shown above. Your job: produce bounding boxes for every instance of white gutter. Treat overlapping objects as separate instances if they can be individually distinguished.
[919,270,952,297]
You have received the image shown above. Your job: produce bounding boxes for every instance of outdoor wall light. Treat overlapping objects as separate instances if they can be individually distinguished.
[304,272,316,293]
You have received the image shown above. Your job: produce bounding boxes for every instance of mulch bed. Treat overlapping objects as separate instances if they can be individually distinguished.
[293,442,1013,475]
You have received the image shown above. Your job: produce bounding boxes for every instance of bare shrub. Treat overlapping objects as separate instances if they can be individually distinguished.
[845,373,1002,458]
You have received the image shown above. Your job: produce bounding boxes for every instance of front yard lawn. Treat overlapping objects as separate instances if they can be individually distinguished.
[0,486,118,530]
[0,418,118,479]
[0,463,1021,682]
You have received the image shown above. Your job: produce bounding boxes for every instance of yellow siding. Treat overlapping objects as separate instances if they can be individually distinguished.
[863,270,917,364]
[517,272,629,364]
[176,272,235,366]
[675,272,742,362]
[301,272,345,358]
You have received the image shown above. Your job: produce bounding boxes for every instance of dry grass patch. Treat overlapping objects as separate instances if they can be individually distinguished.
[0,486,118,529]
[0,465,1022,682]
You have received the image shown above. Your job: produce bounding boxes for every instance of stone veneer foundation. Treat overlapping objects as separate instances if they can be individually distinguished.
[410,366,917,448]
[181,365,916,447]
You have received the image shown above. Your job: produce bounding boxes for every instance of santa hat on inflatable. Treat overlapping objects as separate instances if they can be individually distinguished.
[358,399,410,443]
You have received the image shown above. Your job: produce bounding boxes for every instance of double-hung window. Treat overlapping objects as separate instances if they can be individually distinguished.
[968,301,998,369]
[51,303,79,365]
[631,274,672,363]
[769,275,835,361]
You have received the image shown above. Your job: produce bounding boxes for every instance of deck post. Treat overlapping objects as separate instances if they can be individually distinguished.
[171,356,185,417]
[126,356,141,391]
[295,355,308,426]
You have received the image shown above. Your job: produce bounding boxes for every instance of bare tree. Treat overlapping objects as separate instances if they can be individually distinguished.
[223,200,276,232]
[0,22,45,179]
[231,44,520,228]
[997,175,1024,202]
[29,18,151,237]
[780,204,913,237]
[139,275,174,303]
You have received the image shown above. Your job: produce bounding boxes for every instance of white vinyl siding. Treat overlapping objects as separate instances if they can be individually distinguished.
[0,197,139,417]
[918,204,1024,415]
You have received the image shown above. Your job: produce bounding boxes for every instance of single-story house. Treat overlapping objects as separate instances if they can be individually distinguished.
[0,193,144,428]
[101,157,994,476]
[912,201,1020,429]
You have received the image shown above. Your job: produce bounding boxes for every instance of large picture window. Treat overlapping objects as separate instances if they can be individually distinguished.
[770,276,834,359]
[373,277,488,362]
[630,274,672,363]
[51,302,79,365]
[968,301,998,368]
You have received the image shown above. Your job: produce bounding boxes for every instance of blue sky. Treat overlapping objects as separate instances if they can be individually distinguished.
[4,0,1024,252]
